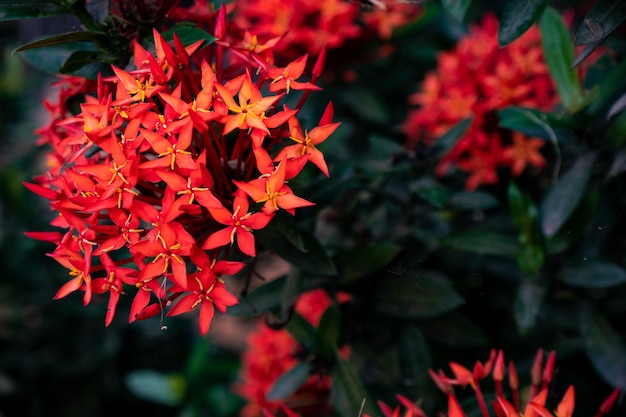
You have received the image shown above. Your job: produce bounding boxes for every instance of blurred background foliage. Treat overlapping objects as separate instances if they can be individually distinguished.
[1,0,626,417]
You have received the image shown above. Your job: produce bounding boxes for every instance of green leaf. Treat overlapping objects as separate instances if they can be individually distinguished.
[266,362,312,401]
[315,304,341,360]
[19,41,109,78]
[580,306,626,388]
[498,107,578,139]
[0,0,67,20]
[445,191,500,211]
[508,182,544,275]
[514,277,546,333]
[420,315,489,347]
[398,326,435,409]
[125,370,186,406]
[373,271,464,319]
[540,7,584,113]
[280,270,303,321]
[557,262,626,288]
[588,59,626,115]
[59,50,97,74]
[498,0,548,46]
[338,86,389,125]
[13,31,106,53]
[410,177,449,209]
[227,276,286,317]
[331,356,380,417]
[442,230,519,257]
[257,220,337,276]
[540,153,596,238]
[546,188,599,255]
[432,117,472,158]
[575,0,626,45]
[440,0,472,22]
[336,242,401,285]
[162,23,216,46]
[286,313,317,353]
[572,40,603,68]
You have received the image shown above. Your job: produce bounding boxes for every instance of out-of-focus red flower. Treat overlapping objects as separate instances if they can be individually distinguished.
[236,289,336,417]
[404,14,558,190]
[227,0,420,62]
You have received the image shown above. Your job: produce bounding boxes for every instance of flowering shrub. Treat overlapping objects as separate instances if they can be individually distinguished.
[3,1,626,417]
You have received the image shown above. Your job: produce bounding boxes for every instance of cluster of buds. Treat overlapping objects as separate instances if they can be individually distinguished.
[25,6,339,334]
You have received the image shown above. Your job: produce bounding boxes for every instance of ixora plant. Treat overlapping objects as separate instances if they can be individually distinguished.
[3,0,626,416]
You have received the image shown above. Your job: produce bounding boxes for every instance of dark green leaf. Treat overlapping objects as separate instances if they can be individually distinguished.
[338,86,389,125]
[331,356,380,417]
[14,31,106,53]
[257,221,337,276]
[442,230,519,257]
[546,188,599,255]
[280,271,303,321]
[315,304,341,360]
[286,313,317,353]
[557,262,626,288]
[508,182,544,275]
[572,40,603,68]
[420,315,489,347]
[432,117,472,158]
[336,242,401,285]
[266,362,312,401]
[540,153,596,237]
[227,276,286,317]
[580,306,626,388]
[445,191,500,211]
[59,50,97,74]
[19,41,109,78]
[398,326,435,409]
[410,177,449,209]
[498,107,578,139]
[607,91,626,120]
[588,59,626,115]
[440,0,472,22]
[162,23,216,46]
[0,0,67,20]
[125,370,185,406]
[575,0,626,45]
[514,277,546,333]
[373,271,464,319]
[498,0,548,46]
[540,7,584,112]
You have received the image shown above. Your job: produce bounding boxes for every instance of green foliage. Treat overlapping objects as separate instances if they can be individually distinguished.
[498,0,548,47]
[540,7,585,112]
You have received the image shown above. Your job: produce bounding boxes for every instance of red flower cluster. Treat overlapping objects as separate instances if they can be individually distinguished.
[25,6,339,334]
[366,349,620,417]
[230,0,421,60]
[403,14,558,190]
[236,289,335,417]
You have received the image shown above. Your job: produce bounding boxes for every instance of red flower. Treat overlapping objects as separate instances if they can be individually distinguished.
[404,14,559,189]
[202,192,273,256]
[27,19,337,333]
[235,158,314,215]
[236,289,336,417]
